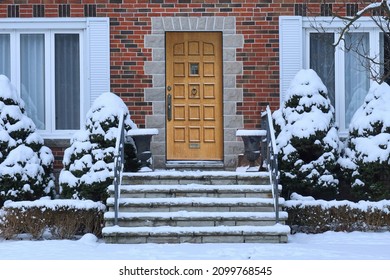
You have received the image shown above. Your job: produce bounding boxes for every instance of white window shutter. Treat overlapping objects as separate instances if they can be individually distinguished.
[87,18,110,106]
[279,16,303,105]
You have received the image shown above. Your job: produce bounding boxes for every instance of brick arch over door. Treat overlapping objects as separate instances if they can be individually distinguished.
[144,17,244,169]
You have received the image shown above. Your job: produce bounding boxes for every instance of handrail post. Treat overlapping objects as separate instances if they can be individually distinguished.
[113,114,125,226]
[260,114,268,170]
[262,105,280,224]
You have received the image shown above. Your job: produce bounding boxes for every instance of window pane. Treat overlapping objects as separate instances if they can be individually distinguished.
[345,32,370,128]
[380,33,390,84]
[55,34,80,130]
[20,34,45,130]
[310,33,335,107]
[0,34,10,78]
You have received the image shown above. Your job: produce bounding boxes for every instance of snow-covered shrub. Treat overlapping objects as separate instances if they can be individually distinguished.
[59,92,140,202]
[0,75,54,207]
[284,194,390,233]
[274,69,341,200]
[0,198,105,239]
[340,82,390,201]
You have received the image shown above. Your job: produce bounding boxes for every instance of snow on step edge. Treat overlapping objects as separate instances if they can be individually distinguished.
[104,211,289,220]
[108,184,281,192]
[106,197,283,206]
[102,224,291,235]
[121,170,270,178]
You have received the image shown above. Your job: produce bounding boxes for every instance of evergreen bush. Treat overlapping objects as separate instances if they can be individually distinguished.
[0,199,105,239]
[339,82,390,201]
[59,92,140,202]
[274,69,341,200]
[0,75,55,207]
[284,194,390,233]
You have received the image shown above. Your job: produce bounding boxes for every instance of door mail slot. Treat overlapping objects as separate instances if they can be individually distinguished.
[189,143,200,149]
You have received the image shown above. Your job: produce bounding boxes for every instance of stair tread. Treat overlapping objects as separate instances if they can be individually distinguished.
[108,184,279,192]
[107,197,282,206]
[102,224,291,235]
[105,169,289,243]
[104,211,288,220]
[121,170,269,179]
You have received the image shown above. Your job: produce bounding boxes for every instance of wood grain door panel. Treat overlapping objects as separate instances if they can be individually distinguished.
[166,32,223,161]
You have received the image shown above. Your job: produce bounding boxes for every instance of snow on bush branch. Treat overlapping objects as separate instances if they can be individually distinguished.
[274,69,341,200]
[276,69,390,201]
[286,193,390,213]
[0,75,54,207]
[284,193,390,233]
[1,198,105,239]
[340,82,390,201]
[59,92,140,202]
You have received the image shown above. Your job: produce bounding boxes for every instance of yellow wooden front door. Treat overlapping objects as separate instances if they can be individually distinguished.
[166,32,223,161]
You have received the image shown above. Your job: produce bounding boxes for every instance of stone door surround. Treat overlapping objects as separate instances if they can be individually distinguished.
[144,17,244,169]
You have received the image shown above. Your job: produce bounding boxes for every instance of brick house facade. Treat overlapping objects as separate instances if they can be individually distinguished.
[0,1,381,172]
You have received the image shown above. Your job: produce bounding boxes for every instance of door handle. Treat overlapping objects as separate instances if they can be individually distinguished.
[167,93,172,121]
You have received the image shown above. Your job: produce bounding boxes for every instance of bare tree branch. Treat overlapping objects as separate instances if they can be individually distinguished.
[308,0,390,84]
[332,1,389,47]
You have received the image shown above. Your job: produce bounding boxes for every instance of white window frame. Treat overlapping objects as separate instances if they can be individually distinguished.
[302,17,382,135]
[50,30,84,133]
[0,18,110,139]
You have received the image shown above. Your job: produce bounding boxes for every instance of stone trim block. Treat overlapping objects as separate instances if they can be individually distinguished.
[224,75,236,88]
[144,88,165,102]
[224,88,243,101]
[146,115,165,128]
[152,74,165,88]
[224,101,237,116]
[145,35,164,48]
[152,49,164,62]
[223,34,244,48]
[144,61,165,75]
[152,101,165,115]
[154,17,237,32]
[223,48,236,62]
[224,62,243,75]
[224,115,244,129]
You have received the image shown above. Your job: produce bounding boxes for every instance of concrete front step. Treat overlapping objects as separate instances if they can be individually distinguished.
[108,184,279,198]
[107,197,280,213]
[121,170,270,186]
[102,224,290,244]
[104,170,289,244]
[104,211,288,227]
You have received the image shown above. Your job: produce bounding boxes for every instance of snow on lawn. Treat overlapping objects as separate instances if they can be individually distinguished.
[0,231,389,260]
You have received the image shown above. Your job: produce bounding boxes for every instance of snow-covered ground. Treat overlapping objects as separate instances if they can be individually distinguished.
[1,231,389,279]
[0,231,389,260]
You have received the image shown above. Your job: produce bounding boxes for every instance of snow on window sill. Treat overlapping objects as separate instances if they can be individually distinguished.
[39,131,75,147]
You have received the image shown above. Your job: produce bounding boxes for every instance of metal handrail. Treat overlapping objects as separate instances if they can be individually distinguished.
[261,105,280,224]
[113,113,125,226]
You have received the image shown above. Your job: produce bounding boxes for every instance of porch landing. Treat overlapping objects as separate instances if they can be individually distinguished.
[102,170,289,244]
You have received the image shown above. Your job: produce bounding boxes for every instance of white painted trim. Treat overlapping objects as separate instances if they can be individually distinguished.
[86,18,110,106]
[0,17,110,139]
[301,16,384,133]
[279,16,303,106]
[302,16,383,29]
[0,18,88,30]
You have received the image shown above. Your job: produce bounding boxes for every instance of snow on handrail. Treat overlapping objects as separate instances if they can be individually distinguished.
[114,114,124,158]
[266,106,278,157]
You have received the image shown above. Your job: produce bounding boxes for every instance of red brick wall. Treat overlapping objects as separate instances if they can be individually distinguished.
[51,146,66,171]
[0,0,367,127]
[0,0,370,170]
